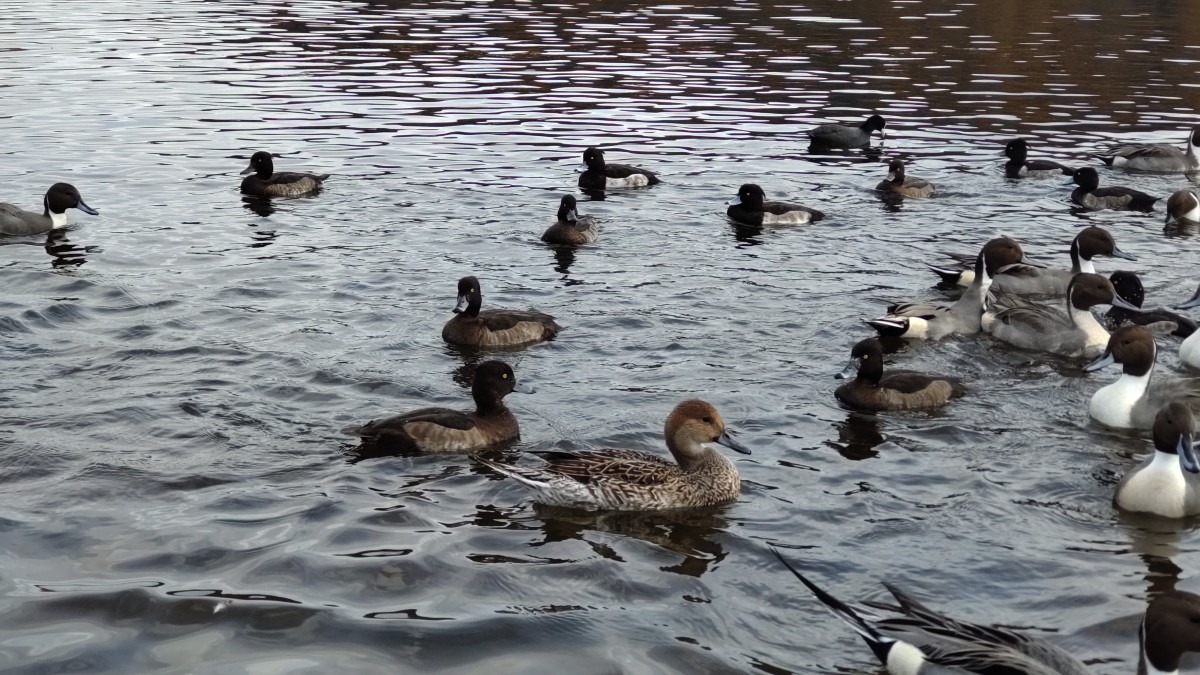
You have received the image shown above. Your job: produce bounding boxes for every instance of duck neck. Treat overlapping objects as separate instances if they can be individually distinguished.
[666,439,721,472]
[463,295,482,317]
[472,389,507,415]
[42,196,67,229]
[856,359,884,385]
[1139,616,1180,675]
[1069,239,1094,274]
[1068,304,1108,345]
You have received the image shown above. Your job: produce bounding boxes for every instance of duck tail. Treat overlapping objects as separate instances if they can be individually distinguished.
[475,457,554,489]
[926,264,965,285]
[865,317,908,337]
[1093,154,1116,167]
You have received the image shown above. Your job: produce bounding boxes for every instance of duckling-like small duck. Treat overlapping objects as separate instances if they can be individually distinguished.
[1003,138,1075,178]
[1097,127,1200,173]
[875,159,934,198]
[477,399,750,511]
[577,147,659,191]
[1115,401,1200,518]
[541,195,598,245]
[1069,167,1158,212]
[0,183,98,236]
[239,151,329,198]
[1085,325,1200,429]
[726,183,824,226]
[1106,271,1196,338]
[341,361,527,452]
[1166,189,1200,224]
[1176,283,1200,368]
[834,338,965,411]
[806,114,886,150]
[442,276,561,348]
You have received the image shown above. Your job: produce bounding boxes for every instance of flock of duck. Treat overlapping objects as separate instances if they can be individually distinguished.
[7,116,1200,673]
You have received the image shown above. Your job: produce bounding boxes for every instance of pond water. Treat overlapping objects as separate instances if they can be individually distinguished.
[3,0,1200,672]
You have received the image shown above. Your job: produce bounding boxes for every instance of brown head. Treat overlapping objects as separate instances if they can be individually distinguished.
[1085,324,1157,377]
[663,399,751,469]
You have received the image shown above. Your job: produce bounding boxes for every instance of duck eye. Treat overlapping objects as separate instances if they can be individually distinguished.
[702,416,713,423]
[501,373,508,379]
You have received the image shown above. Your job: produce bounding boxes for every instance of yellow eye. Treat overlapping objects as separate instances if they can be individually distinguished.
[862,354,870,360]
[502,373,508,379]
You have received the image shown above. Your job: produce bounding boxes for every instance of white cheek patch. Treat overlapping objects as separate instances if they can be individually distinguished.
[762,211,812,225]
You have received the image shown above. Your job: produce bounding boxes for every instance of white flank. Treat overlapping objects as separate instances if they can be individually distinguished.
[884,641,926,675]
[1181,332,1200,368]
[608,174,649,188]
[762,211,810,225]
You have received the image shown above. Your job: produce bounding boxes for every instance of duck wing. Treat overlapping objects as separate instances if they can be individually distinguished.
[885,301,952,319]
[342,406,475,437]
[268,171,330,185]
[477,309,559,332]
[604,162,659,182]
[532,449,678,486]
[1114,145,1184,161]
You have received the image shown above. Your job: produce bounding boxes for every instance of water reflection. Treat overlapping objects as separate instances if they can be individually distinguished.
[44,230,93,267]
[825,413,886,460]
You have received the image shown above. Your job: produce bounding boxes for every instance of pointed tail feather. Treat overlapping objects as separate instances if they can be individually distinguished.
[865,317,909,337]
[926,264,966,286]
[475,456,556,490]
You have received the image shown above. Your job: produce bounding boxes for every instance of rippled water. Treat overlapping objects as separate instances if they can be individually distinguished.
[4,0,1200,672]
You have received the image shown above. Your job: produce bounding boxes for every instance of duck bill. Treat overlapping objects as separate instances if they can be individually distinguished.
[726,197,742,206]
[565,209,579,222]
[513,382,535,394]
[1175,286,1200,310]
[1179,433,1200,474]
[240,163,255,175]
[1110,246,1136,261]
[453,295,470,313]
[1109,294,1142,312]
[834,358,856,380]
[716,429,752,455]
[75,199,99,216]
[1084,350,1116,373]
[576,163,588,173]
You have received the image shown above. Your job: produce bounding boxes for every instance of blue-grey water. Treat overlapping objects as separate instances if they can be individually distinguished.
[3,0,1200,672]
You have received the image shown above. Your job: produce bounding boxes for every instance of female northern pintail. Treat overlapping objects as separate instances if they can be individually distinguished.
[876,159,934,198]
[1176,283,1200,368]
[541,195,598,245]
[834,338,965,411]
[341,361,528,453]
[772,548,1200,675]
[1003,138,1075,178]
[1097,127,1200,173]
[239,151,329,198]
[1115,401,1200,518]
[1070,167,1159,212]
[577,147,659,191]
[726,183,824,226]
[442,276,561,348]
[867,237,1024,339]
[806,114,886,150]
[1085,325,1200,429]
[1106,271,1196,338]
[1166,189,1200,224]
[0,183,98,236]
[929,226,1133,293]
[476,399,751,511]
[983,272,1140,359]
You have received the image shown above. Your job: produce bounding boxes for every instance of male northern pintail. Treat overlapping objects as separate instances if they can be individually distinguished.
[726,183,824,226]
[476,399,750,511]
[577,147,659,191]
[1176,284,1200,368]
[1097,127,1200,173]
[806,114,886,150]
[239,151,329,198]
[0,183,98,236]
[929,226,1133,293]
[442,276,561,348]
[1085,325,1200,429]
[1107,271,1197,338]
[834,338,965,411]
[341,361,528,453]
[772,548,1200,675]
[867,237,1024,339]
[1070,167,1159,212]
[983,272,1140,359]
[1115,401,1200,518]
[1003,138,1075,178]
[1166,189,1200,224]
[541,195,598,245]
[876,159,934,198]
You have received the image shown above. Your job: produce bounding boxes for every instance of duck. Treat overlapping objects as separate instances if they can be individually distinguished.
[1165,189,1200,224]
[806,114,886,150]
[772,547,1200,675]
[1085,325,1200,429]
[0,183,98,236]
[577,147,660,191]
[726,183,824,226]
[541,195,598,245]
[1114,401,1200,518]
[1069,167,1159,212]
[1096,127,1200,173]
[1106,271,1196,338]
[1175,283,1200,368]
[341,361,527,453]
[867,237,1025,339]
[834,338,965,411]
[475,399,751,511]
[239,151,329,198]
[876,159,934,198]
[442,276,561,348]
[1003,138,1075,178]
[982,272,1141,359]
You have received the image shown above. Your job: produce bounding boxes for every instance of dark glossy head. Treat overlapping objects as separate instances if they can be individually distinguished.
[1075,226,1133,261]
[1004,138,1028,161]
[471,361,526,411]
[1067,273,1139,312]
[581,147,605,171]
[836,338,885,384]
[1072,167,1101,190]
[1109,271,1145,308]
[241,151,275,178]
[454,275,483,315]
[1142,590,1200,672]
[884,159,906,182]
[861,114,886,135]
[556,194,579,222]
[44,183,98,216]
[732,183,767,209]
[1190,127,1200,147]
[977,237,1025,279]
[1085,324,1157,376]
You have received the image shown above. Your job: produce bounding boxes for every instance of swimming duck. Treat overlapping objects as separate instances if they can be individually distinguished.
[1085,325,1200,429]
[442,276,561,348]
[726,183,824,226]
[1097,127,1200,173]
[983,272,1140,359]
[1106,271,1196,338]
[772,548,1200,675]
[239,151,329,198]
[1069,167,1159,212]
[1114,401,1200,518]
[834,338,965,411]
[806,114,886,150]
[341,361,527,453]
[1176,283,1200,368]
[1165,189,1200,224]
[867,237,1024,339]
[1003,138,1075,178]
[476,399,750,511]
[876,159,934,198]
[0,183,98,236]
[577,147,659,191]
[541,195,598,245]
